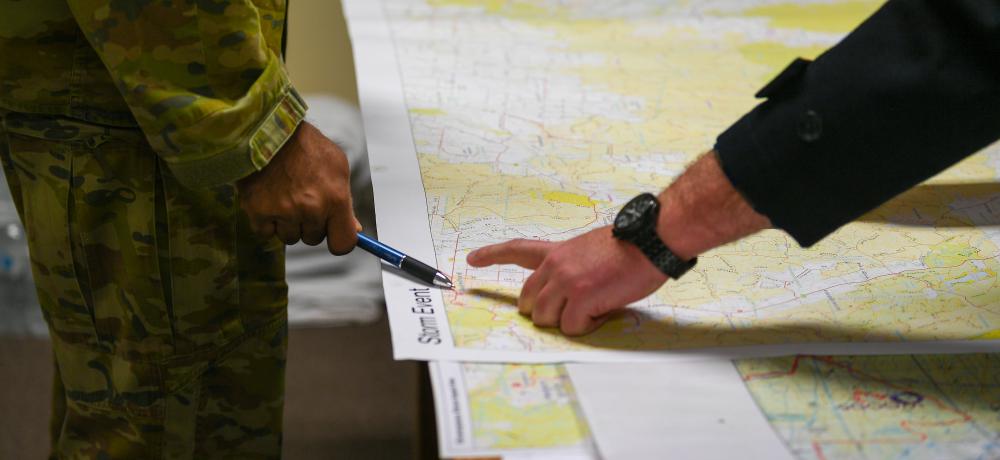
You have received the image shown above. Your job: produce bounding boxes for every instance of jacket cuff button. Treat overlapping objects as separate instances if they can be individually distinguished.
[797,110,823,142]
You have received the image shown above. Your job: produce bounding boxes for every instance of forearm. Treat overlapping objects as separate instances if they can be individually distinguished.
[656,152,770,261]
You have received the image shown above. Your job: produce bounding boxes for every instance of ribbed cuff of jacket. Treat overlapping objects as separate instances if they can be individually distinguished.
[166,87,308,188]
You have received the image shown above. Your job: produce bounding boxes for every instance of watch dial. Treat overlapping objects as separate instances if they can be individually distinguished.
[615,208,639,228]
[615,194,657,233]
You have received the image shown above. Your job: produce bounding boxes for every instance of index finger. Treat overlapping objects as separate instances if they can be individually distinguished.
[467,239,553,269]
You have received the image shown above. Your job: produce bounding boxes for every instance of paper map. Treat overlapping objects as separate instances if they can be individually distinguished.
[736,353,1000,460]
[428,362,593,458]
[440,356,1000,459]
[346,0,1000,363]
[344,0,1000,457]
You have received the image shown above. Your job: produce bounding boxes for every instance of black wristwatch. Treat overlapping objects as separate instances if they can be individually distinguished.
[612,193,696,279]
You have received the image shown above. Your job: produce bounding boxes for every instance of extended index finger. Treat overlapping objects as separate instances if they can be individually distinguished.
[467,239,553,269]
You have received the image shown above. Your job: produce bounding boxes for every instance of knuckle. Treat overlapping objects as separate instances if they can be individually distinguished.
[297,195,325,216]
[537,257,556,273]
[570,277,591,293]
[276,199,297,216]
[328,188,350,206]
[545,250,565,265]
[552,265,574,284]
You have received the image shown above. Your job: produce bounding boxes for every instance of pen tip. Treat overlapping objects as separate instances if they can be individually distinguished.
[434,273,454,289]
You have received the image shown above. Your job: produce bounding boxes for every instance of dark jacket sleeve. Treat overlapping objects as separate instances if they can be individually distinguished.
[715,0,1000,247]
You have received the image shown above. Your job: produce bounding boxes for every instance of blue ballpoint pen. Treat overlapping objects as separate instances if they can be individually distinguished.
[356,233,454,289]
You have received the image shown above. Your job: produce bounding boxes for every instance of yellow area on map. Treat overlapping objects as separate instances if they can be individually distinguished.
[736,354,1000,459]
[975,329,1000,340]
[429,0,546,17]
[409,107,448,116]
[393,0,1000,355]
[463,363,589,450]
[742,1,881,33]
[373,0,1000,454]
[737,42,827,78]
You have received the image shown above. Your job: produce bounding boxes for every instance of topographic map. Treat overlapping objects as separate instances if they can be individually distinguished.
[434,356,1000,459]
[737,353,1000,460]
[344,0,1000,457]
[359,0,1000,361]
[428,362,592,457]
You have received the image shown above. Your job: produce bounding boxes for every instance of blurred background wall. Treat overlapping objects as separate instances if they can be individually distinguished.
[287,0,360,106]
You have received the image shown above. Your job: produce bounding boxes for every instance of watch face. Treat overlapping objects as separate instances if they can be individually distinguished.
[615,194,658,234]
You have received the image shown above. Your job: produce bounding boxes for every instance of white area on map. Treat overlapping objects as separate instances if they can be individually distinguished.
[345,0,1000,363]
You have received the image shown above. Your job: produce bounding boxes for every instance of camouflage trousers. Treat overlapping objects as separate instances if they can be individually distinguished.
[0,112,289,459]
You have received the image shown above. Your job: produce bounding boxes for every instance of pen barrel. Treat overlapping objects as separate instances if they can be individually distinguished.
[401,256,439,285]
[356,233,406,267]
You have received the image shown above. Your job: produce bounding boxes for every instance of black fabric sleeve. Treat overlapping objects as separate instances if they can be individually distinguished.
[714,0,1000,247]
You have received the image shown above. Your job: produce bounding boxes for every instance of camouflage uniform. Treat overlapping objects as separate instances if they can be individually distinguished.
[0,1,306,458]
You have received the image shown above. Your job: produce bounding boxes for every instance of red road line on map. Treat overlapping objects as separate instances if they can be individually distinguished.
[812,441,829,460]
[900,420,930,442]
[741,355,803,381]
[744,355,978,451]
[818,436,926,445]
[852,389,887,404]
[741,355,974,420]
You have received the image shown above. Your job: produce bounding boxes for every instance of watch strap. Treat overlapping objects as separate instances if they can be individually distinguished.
[634,228,697,279]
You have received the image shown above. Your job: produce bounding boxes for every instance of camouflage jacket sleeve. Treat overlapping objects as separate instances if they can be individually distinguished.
[66,0,307,188]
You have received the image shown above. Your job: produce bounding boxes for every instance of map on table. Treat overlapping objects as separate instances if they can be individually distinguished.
[428,362,593,458]
[345,0,1000,362]
[736,353,1000,460]
[343,1,1000,457]
[435,355,1000,459]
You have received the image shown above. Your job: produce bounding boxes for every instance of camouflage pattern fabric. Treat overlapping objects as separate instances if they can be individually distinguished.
[0,0,306,188]
[1,111,290,459]
[0,0,304,458]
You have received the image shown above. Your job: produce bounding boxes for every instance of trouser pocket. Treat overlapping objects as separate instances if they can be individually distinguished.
[3,130,101,347]
[70,134,175,356]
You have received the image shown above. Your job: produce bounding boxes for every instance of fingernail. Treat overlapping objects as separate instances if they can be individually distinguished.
[354,217,363,232]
